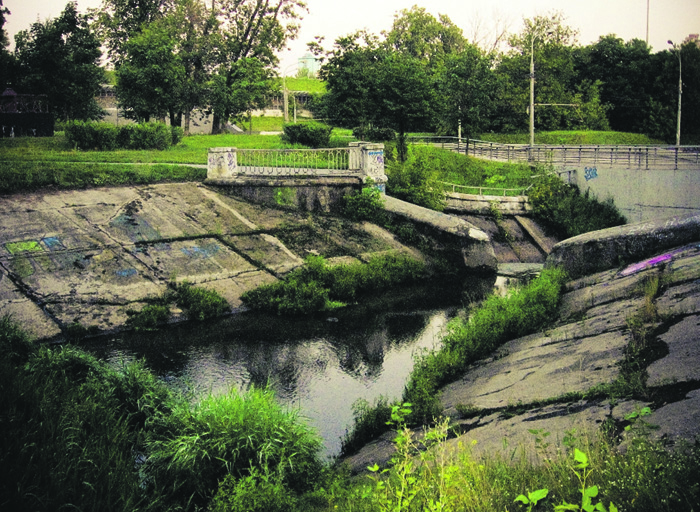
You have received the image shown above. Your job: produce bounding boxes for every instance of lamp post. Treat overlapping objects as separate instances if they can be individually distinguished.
[668,40,682,146]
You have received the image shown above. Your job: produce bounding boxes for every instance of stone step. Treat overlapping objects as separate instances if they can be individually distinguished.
[515,215,558,254]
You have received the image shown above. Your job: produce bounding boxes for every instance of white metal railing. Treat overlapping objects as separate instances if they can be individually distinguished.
[235,148,351,175]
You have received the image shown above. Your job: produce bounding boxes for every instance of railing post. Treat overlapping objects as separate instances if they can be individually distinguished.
[207,147,237,179]
[358,143,387,194]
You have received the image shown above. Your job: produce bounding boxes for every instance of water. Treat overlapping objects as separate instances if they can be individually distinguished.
[86,280,490,457]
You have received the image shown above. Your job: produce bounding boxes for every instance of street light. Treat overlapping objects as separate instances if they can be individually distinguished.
[668,40,682,146]
[529,32,552,147]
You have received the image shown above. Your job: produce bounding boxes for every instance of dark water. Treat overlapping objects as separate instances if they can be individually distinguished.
[86,279,492,457]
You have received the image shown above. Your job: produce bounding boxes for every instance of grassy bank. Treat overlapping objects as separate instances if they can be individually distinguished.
[0,315,322,511]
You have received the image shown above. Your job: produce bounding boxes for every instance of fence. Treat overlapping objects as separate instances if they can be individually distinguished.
[438,181,532,197]
[408,136,700,171]
[234,148,351,175]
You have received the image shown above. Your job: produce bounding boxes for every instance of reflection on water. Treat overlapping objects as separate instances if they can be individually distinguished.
[86,281,489,456]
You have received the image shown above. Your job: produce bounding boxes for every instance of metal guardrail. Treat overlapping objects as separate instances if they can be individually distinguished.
[407,136,700,171]
[235,148,351,175]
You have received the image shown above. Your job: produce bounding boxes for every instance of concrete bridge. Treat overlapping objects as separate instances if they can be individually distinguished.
[411,137,700,224]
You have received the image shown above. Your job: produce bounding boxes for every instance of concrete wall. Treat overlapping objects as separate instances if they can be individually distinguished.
[562,165,700,223]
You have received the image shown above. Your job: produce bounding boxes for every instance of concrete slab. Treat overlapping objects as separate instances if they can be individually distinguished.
[222,234,303,275]
[0,271,61,340]
[647,314,700,387]
[440,329,629,412]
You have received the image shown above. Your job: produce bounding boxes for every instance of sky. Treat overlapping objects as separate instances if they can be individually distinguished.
[3,0,698,73]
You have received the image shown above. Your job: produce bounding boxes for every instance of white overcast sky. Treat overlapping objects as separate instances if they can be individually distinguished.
[4,0,698,72]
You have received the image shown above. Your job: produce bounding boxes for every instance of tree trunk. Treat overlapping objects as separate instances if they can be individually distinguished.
[184,109,191,135]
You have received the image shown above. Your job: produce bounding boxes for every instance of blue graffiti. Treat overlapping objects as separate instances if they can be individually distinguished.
[116,268,137,277]
[181,244,220,259]
[42,236,65,251]
[584,166,598,181]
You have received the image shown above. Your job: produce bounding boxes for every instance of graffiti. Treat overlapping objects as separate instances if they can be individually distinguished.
[42,236,65,251]
[116,268,138,278]
[619,243,700,276]
[181,243,221,259]
[584,166,598,181]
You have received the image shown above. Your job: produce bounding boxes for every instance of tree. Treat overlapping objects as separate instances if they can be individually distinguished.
[208,0,307,133]
[92,0,173,64]
[577,35,653,133]
[14,2,105,121]
[492,12,609,133]
[436,44,495,137]
[384,5,465,67]
[115,0,213,129]
[373,52,434,161]
[115,23,184,122]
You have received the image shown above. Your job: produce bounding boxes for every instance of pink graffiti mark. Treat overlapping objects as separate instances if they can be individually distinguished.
[619,244,700,277]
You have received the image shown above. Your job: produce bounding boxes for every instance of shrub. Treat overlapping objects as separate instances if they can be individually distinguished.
[343,185,385,222]
[210,470,299,512]
[282,122,333,148]
[386,145,445,211]
[65,121,118,150]
[173,282,230,321]
[125,303,171,330]
[529,172,626,238]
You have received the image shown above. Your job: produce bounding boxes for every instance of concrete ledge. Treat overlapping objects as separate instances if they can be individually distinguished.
[545,212,700,279]
[444,192,532,216]
[383,196,497,273]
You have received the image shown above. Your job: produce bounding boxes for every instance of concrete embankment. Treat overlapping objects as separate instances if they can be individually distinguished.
[343,214,700,472]
[0,183,494,340]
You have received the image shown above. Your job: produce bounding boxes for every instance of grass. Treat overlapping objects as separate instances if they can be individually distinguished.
[241,253,427,315]
[477,131,666,145]
[0,314,322,512]
[278,77,326,94]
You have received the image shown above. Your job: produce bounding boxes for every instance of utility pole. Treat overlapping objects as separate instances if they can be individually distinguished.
[668,40,682,146]
[646,0,649,45]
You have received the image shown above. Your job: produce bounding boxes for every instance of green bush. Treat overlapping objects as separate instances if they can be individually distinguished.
[65,120,118,150]
[343,186,385,222]
[171,125,184,145]
[210,469,299,512]
[386,145,446,211]
[173,282,231,321]
[282,122,333,148]
[65,121,175,151]
[529,173,626,238]
[125,303,171,330]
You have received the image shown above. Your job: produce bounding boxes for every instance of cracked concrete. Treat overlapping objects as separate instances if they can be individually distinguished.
[0,183,413,338]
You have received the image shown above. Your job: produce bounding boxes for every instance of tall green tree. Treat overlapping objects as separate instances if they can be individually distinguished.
[492,12,608,132]
[384,5,465,67]
[436,44,495,137]
[208,0,307,133]
[92,0,173,64]
[115,23,184,122]
[14,2,105,121]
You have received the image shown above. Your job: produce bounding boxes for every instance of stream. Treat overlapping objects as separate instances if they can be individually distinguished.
[86,279,493,457]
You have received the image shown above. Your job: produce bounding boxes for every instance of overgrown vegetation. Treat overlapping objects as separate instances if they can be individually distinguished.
[241,253,426,315]
[126,281,230,330]
[529,173,627,238]
[342,184,386,222]
[342,268,568,452]
[0,314,321,511]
